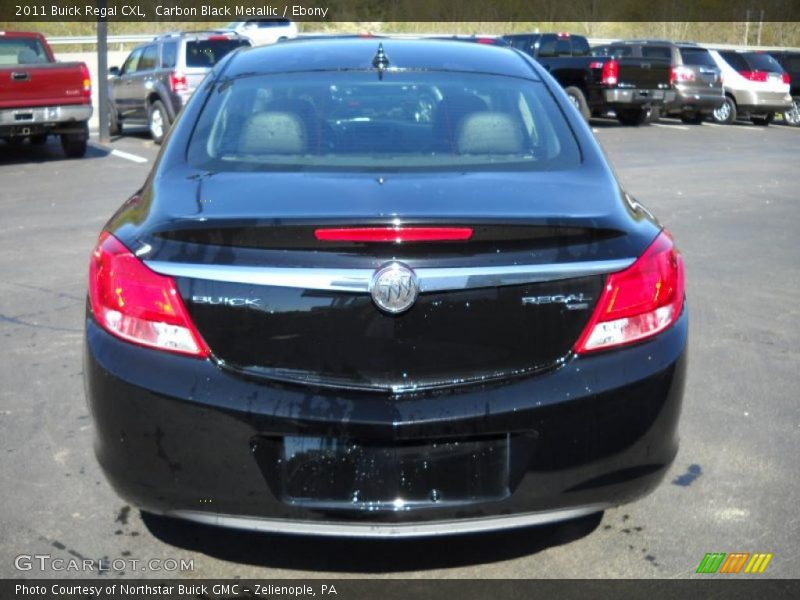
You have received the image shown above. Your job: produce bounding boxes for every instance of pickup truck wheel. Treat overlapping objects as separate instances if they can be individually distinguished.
[148,100,169,145]
[783,100,800,126]
[60,123,88,158]
[750,113,774,126]
[61,134,87,158]
[712,96,737,124]
[564,87,590,121]
[617,108,648,126]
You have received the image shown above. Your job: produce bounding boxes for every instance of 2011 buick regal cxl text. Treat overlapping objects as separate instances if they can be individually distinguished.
[84,38,687,538]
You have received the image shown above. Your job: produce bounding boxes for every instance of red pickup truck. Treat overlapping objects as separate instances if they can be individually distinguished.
[0,31,93,157]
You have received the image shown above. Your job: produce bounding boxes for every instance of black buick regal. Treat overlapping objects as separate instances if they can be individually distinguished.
[84,39,687,537]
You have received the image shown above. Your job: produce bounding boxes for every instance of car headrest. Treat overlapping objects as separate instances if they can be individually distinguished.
[457,112,524,155]
[432,94,489,151]
[17,49,40,64]
[238,111,308,155]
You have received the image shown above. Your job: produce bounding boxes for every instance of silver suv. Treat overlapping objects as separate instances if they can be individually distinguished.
[709,50,792,126]
[108,31,251,143]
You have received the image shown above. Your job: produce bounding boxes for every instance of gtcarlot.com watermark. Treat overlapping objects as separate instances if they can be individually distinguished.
[15,554,194,573]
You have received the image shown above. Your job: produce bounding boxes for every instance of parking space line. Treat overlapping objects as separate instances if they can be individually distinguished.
[110,149,148,164]
[652,123,690,131]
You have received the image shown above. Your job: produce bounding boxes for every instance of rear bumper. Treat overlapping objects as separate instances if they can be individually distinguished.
[84,308,687,537]
[731,89,793,113]
[665,87,725,114]
[601,88,673,107]
[0,103,92,136]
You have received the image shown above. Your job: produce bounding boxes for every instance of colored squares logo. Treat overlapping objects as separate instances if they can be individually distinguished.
[697,553,773,574]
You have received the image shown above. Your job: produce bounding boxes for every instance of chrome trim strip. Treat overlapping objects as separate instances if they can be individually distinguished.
[415,260,633,292]
[163,504,610,538]
[145,258,633,293]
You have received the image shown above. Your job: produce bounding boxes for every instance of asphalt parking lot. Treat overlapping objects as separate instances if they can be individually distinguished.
[0,118,798,579]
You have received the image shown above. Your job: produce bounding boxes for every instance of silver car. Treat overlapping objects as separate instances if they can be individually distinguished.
[709,50,792,125]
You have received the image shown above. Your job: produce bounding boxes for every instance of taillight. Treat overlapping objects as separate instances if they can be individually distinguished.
[738,70,768,82]
[88,232,209,358]
[314,227,473,243]
[169,72,188,93]
[671,65,696,84]
[782,72,791,84]
[573,231,685,354]
[79,63,91,99]
[601,60,619,86]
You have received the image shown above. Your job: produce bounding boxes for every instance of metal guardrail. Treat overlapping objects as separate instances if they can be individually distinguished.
[46,33,800,53]
[48,34,155,45]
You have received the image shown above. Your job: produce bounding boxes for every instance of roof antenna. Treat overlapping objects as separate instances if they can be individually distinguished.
[372,43,390,80]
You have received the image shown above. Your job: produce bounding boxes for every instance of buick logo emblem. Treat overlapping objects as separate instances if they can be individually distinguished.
[369,262,419,314]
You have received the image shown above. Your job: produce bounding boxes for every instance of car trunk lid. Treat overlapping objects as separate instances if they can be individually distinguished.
[133,170,639,393]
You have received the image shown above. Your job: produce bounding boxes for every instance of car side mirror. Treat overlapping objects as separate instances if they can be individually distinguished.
[109,66,120,77]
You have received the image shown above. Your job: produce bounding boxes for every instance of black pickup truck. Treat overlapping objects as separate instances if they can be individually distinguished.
[503,32,673,125]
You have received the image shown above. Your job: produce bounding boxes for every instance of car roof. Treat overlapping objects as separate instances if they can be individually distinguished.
[222,38,540,80]
[0,31,45,39]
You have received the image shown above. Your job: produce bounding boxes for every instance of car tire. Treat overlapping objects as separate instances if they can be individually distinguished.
[60,132,88,158]
[783,99,800,127]
[680,112,705,125]
[617,108,648,126]
[712,96,737,124]
[148,100,169,145]
[564,86,591,121]
[109,107,121,136]
[29,133,48,144]
[750,113,774,126]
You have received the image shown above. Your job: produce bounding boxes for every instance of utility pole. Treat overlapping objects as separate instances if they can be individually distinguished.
[96,1,109,144]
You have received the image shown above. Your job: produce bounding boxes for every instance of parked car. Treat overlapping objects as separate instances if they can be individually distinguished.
[503,32,673,125]
[85,39,687,537]
[708,50,792,125]
[108,31,251,144]
[767,51,800,126]
[223,19,298,46]
[0,31,92,157]
[600,41,723,124]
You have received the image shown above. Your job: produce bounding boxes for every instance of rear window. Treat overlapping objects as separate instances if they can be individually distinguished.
[187,71,581,173]
[608,45,633,57]
[719,51,750,71]
[642,46,672,60]
[537,35,583,58]
[742,52,784,73]
[680,48,716,67]
[571,37,591,56]
[185,39,250,68]
[0,37,49,65]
